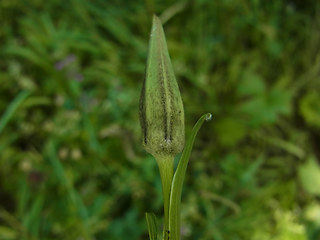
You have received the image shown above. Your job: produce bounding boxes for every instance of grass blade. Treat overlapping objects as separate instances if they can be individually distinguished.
[169,113,212,240]
[0,90,31,135]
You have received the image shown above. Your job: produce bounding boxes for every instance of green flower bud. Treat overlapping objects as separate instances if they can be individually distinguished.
[139,15,185,158]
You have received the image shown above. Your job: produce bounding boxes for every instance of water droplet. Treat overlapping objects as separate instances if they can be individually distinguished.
[205,113,212,121]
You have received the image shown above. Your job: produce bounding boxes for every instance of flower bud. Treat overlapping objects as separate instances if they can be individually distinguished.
[139,15,185,158]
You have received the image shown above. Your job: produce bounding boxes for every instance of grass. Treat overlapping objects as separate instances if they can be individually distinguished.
[0,0,320,239]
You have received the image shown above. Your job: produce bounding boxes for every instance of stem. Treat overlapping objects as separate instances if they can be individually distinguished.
[156,155,174,240]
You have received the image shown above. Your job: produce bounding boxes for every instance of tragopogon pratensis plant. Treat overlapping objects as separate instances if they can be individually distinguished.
[139,15,212,240]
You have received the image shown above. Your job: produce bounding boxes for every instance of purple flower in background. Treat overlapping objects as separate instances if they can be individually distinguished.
[55,54,84,82]
[68,72,84,82]
[73,72,84,82]
[55,54,76,70]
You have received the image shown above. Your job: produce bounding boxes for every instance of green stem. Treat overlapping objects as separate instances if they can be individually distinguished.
[156,155,174,240]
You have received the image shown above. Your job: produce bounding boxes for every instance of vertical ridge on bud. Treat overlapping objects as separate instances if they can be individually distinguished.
[139,15,185,158]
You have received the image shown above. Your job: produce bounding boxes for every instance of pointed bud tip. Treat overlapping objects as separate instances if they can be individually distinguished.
[151,15,162,34]
[152,14,161,24]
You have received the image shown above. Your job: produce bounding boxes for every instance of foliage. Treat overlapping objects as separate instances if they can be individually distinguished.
[0,0,320,239]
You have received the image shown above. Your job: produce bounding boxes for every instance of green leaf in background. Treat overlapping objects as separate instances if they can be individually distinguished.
[22,194,44,237]
[0,226,17,240]
[305,202,320,227]
[214,117,246,146]
[145,212,158,240]
[239,85,292,127]
[0,90,31,134]
[299,91,320,128]
[298,158,320,196]
[237,72,266,97]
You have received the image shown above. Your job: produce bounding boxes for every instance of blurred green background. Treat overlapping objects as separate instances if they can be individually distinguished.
[1,0,320,239]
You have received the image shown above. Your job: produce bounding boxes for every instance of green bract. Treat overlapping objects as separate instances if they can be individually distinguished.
[139,15,185,159]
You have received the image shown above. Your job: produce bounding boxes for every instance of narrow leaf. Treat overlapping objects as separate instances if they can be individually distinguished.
[0,90,31,134]
[145,212,158,240]
[169,113,212,240]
